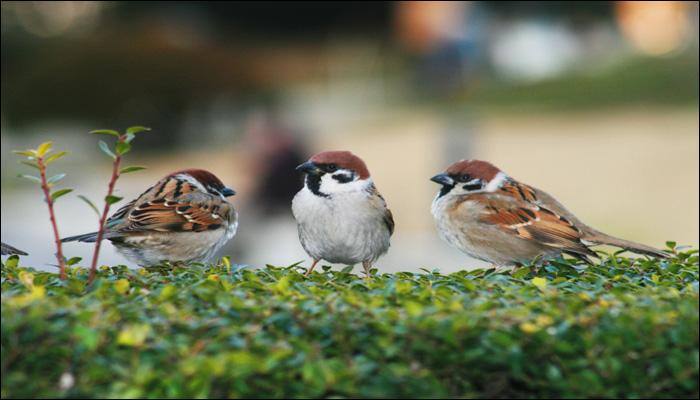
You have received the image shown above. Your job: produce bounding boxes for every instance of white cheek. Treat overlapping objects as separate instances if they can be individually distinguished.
[440,172,509,197]
[449,186,470,196]
[320,174,372,194]
[485,172,508,192]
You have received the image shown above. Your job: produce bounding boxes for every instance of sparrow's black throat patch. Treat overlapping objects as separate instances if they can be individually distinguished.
[306,174,329,198]
[438,184,454,198]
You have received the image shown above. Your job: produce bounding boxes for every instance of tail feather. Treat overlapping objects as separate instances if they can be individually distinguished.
[584,231,669,258]
[61,232,99,243]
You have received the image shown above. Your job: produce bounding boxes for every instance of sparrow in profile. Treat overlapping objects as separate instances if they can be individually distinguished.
[1,242,28,256]
[292,151,394,276]
[430,160,668,266]
[62,169,237,266]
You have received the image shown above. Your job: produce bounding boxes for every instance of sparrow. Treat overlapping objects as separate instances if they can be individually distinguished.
[292,151,394,276]
[62,169,237,266]
[430,159,668,266]
[1,242,28,256]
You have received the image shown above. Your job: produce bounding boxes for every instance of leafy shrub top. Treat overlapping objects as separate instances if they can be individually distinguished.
[2,248,698,398]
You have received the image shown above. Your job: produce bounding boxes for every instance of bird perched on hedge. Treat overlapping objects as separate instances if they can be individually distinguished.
[430,159,668,265]
[62,169,237,266]
[1,242,28,256]
[292,151,394,276]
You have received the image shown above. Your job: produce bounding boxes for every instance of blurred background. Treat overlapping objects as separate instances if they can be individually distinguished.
[2,1,698,273]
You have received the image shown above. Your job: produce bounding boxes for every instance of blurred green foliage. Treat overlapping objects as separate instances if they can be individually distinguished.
[1,249,698,398]
[461,54,699,113]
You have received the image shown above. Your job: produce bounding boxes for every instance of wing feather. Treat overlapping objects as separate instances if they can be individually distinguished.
[474,192,595,257]
[109,176,232,234]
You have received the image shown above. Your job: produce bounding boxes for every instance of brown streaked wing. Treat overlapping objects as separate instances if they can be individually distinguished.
[499,180,538,202]
[115,177,232,233]
[366,184,394,235]
[474,194,594,255]
[383,208,395,236]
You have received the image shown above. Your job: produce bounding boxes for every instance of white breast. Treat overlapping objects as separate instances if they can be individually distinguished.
[431,194,487,261]
[292,186,390,265]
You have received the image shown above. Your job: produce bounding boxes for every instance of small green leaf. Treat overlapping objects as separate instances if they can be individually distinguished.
[126,126,151,135]
[36,141,53,157]
[78,195,101,217]
[531,277,548,290]
[124,132,136,143]
[13,150,37,157]
[66,256,82,266]
[120,166,146,174]
[512,267,531,279]
[18,174,41,183]
[20,161,40,170]
[45,151,67,164]
[5,255,20,268]
[114,279,130,294]
[98,140,116,159]
[105,195,123,205]
[117,324,151,347]
[47,173,66,184]
[90,129,120,137]
[51,188,73,201]
[115,141,131,155]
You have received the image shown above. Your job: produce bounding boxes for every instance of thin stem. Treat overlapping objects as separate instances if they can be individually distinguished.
[37,157,67,279]
[88,142,123,284]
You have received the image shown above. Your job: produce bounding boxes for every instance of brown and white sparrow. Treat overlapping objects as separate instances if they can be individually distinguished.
[292,151,394,276]
[62,169,237,266]
[1,242,28,256]
[430,159,668,266]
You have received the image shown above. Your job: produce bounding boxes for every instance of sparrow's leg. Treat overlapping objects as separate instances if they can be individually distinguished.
[305,259,320,276]
[362,261,372,277]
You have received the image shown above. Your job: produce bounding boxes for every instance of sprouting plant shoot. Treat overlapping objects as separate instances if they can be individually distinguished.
[13,142,72,279]
[80,126,150,283]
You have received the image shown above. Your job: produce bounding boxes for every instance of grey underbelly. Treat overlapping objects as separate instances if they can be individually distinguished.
[298,221,390,264]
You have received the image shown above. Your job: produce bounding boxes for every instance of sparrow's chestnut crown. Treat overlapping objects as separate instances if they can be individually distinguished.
[298,150,370,179]
[444,160,501,182]
[170,169,236,197]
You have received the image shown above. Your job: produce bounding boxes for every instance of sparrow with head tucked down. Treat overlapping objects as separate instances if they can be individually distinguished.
[1,242,28,256]
[430,160,668,266]
[62,169,237,266]
[292,151,394,276]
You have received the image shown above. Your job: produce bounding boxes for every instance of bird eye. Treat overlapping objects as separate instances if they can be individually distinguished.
[459,174,470,182]
[326,164,338,172]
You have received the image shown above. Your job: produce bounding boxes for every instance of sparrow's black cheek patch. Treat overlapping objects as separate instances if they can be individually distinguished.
[332,173,353,183]
[463,183,482,191]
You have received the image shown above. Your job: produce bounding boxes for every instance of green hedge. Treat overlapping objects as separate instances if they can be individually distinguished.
[2,249,698,398]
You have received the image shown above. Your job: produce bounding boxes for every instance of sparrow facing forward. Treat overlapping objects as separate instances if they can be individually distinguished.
[62,169,238,266]
[292,151,394,276]
[1,242,28,256]
[431,160,668,266]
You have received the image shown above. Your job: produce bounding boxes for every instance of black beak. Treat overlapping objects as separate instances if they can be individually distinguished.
[296,161,321,175]
[430,173,454,186]
[222,187,236,197]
